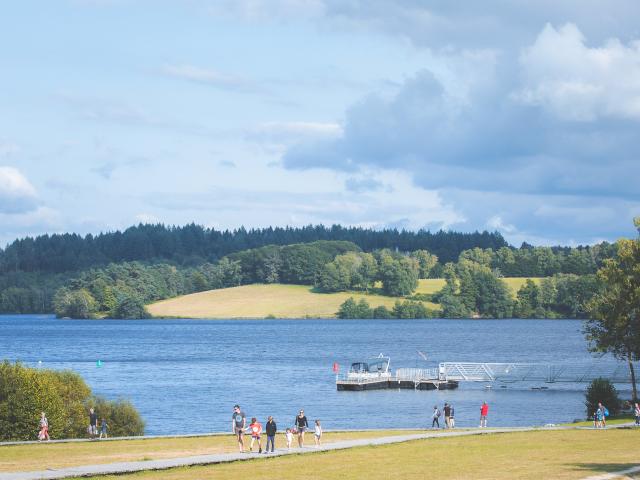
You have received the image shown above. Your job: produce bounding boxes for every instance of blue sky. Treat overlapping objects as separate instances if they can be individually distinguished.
[1,0,639,247]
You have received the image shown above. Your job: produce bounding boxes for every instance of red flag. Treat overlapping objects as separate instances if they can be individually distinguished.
[332,362,339,373]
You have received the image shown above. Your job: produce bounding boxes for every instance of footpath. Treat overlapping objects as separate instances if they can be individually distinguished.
[0,424,634,480]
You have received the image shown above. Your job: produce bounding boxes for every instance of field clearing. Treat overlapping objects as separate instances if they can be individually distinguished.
[0,430,423,473]
[148,278,543,319]
[147,284,438,319]
[90,429,640,480]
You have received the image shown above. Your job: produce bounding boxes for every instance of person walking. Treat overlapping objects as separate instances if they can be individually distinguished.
[99,418,108,439]
[634,402,640,426]
[88,408,98,439]
[248,417,263,453]
[597,402,608,428]
[431,405,441,429]
[443,403,451,428]
[314,420,323,447]
[294,409,309,447]
[479,402,489,428]
[232,404,246,452]
[265,416,277,453]
[38,412,50,441]
[449,404,455,428]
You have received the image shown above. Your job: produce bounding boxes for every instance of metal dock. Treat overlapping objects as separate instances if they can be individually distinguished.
[336,360,638,391]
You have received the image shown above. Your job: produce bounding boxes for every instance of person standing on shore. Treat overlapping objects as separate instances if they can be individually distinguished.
[449,404,455,428]
[88,408,98,439]
[38,412,50,441]
[634,402,640,426]
[265,416,277,453]
[431,405,441,429]
[479,402,489,428]
[294,409,308,447]
[443,403,451,428]
[232,405,246,452]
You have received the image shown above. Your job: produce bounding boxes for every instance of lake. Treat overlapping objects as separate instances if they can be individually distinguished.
[1,315,630,435]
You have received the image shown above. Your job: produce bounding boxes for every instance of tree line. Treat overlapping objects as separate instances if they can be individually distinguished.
[0,223,508,274]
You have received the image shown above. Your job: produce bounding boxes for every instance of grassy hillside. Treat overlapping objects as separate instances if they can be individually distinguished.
[148,284,439,319]
[148,278,542,319]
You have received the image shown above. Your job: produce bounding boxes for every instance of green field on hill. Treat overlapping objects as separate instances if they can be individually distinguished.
[147,278,541,319]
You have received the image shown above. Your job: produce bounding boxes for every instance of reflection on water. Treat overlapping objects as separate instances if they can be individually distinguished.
[1,315,629,435]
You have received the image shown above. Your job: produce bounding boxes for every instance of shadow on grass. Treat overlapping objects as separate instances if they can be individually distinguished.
[571,463,640,475]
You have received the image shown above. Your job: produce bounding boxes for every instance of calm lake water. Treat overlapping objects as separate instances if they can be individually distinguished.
[1,315,630,435]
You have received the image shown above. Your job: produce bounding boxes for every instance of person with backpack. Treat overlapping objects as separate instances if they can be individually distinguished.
[431,405,441,429]
[597,402,608,427]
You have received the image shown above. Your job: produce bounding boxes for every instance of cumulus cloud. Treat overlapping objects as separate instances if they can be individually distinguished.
[280,23,640,243]
[514,23,640,121]
[0,167,39,214]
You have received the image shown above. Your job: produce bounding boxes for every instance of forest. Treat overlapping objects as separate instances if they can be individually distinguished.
[0,223,616,318]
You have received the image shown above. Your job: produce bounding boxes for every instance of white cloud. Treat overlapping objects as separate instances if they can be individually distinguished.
[0,166,38,214]
[162,64,255,92]
[206,0,325,20]
[514,23,640,121]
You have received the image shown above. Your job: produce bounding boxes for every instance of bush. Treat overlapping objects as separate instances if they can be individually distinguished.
[585,378,621,419]
[372,305,394,319]
[0,361,144,440]
[111,293,149,319]
[89,397,145,437]
[393,300,430,319]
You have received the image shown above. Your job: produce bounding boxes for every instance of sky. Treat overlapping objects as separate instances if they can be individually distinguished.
[1,0,639,247]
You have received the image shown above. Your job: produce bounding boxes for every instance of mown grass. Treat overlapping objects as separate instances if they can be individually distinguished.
[147,278,543,319]
[90,429,640,480]
[147,284,439,319]
[0,430,423,473]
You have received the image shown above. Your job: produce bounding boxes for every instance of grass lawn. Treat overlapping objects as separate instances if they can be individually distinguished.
[147,284,438,319]
[89,429,640,480]
[0,430,423,473]
[147,278,543,319]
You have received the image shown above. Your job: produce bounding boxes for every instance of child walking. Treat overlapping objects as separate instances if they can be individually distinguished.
[99,418,108,439]
[248,417,263,453]
[285,428,293,450]
[314,420,322,447]
[38,412,50,441]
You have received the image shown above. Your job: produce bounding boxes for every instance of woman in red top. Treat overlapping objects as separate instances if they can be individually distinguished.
[479,402,489,428]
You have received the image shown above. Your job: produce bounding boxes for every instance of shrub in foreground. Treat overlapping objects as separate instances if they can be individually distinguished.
[0,361,144,441]
[585,378,621,419]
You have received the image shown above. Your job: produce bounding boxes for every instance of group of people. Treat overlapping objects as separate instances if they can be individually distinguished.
[232,405,323,453]
[88,407,109,439]
[430,401,490,429]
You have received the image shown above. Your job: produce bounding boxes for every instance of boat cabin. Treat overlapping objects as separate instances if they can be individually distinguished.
[347,355,391,379]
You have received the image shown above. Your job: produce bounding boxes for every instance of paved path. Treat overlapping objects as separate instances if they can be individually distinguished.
[1,424,634,480]
[582,465,640,480]
[0,427,541,480]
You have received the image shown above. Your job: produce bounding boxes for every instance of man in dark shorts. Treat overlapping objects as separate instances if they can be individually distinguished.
[443,403,451,428]
[232,404,246,452]
[88,408,98,439]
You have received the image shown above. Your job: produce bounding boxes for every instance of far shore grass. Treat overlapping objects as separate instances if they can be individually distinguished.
[0,430,424,473]
[148,278,542,319]
[86,429,640,480]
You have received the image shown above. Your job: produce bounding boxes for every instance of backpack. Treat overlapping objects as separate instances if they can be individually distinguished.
[436,409,441,418]
[604,408,609,417]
